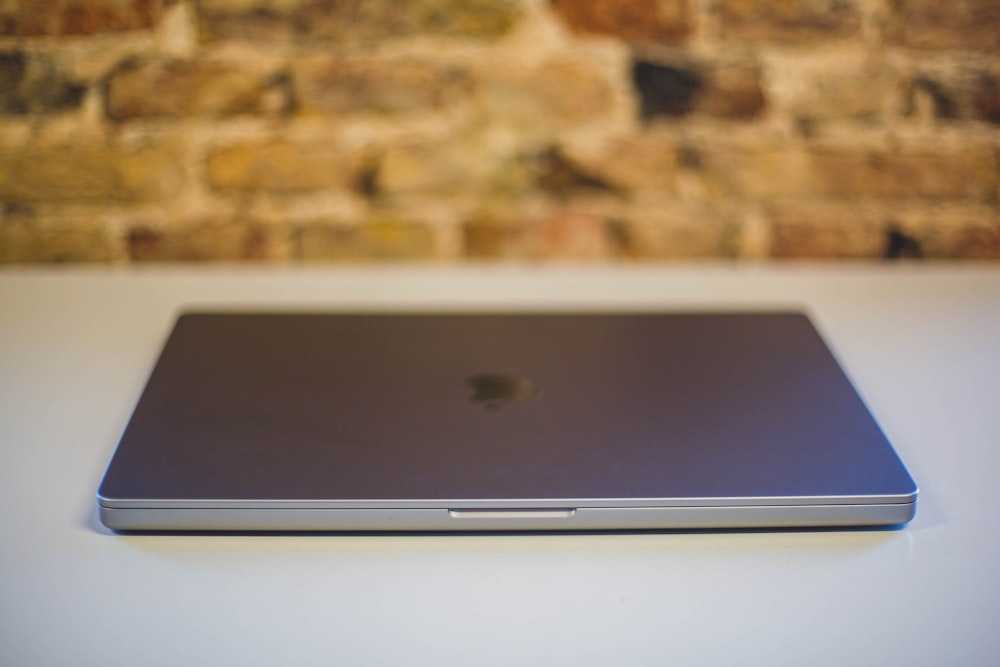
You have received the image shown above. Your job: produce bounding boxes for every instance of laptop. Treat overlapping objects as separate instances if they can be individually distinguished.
[97,311,917,531]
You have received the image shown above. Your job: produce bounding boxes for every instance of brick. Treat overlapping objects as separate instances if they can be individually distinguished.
[128,221,286,261]
[378,140,498,197]
[901,211,1000,259]
[463,217,520,259]
[0,51,86,115]
[531,147,622,198]
[770,54,888,125]
[0,142,183,204]
[632,58,764,121]
[615,205,733,259]
[0,216,122,263]
[0,0,160,36]
[715,0,860,42]
[632,61,699,118]
[294,57,469,116]
[694,60,766,119]
[206,141,363,193]
[474,58,615,131]
[929,220,1000,258]
[463,209,621,260]
[549,0,692,42]
[904,70,1000,125]
[696,141,998,201]
[566,134,678,193]
[464,204,731,261]
[768,203,1000,259]
[975,75,1000,125]
[808,144,998,201]
[297,220,437,260]
[769,207,884,258]
[201,0,521,43]
[106,59,290,121]
[885,0,1000,51]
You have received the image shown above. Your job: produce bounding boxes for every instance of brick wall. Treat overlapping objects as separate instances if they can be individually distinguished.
[1,0,998,263]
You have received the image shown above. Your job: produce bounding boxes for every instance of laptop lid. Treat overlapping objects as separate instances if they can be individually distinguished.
[97,312,917,531]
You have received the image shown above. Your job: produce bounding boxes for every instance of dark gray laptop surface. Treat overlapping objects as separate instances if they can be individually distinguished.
[98,312,917,531]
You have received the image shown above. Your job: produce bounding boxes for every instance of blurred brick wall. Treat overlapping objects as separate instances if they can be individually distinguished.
[1,0,998,263]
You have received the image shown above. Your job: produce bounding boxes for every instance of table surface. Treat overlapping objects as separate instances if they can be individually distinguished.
[1,264,998,667]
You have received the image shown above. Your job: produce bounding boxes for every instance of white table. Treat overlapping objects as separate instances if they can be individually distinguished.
[1,265,998,666]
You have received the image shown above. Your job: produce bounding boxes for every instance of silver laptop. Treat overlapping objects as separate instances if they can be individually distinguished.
[97,312,917,531]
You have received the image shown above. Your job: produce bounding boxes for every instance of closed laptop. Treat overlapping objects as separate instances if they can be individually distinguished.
[98,312,917,531]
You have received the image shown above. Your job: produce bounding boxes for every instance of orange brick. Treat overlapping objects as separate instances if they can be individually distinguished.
[769,203,1000,259]
[808,144,998,200]
[769,207,885,259]
[463,210,621,261]
[549,0,692,42]
[0,0,160,36]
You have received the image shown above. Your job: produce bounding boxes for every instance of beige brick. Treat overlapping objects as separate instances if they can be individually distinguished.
[696,140,998,201]
[128,221,287,261]
[206,141,363,193]
[106,59,290,121]
[769,54,889,124]
[696,143,814,199]
[379,140,499,197]
[297,220,437,260]
[0,141,183,204]
[570,134,678,193]
[549,0,692,42]
[616,205,733,259]
[474,58,614,131]
[294,57,470,116]
[715,0,860,42]
[885,0,1000,51]
[0,51,86,115]
[200,0,521,43]
[0,216,122,263]
[531,147,624,198]
[0,0,160,36]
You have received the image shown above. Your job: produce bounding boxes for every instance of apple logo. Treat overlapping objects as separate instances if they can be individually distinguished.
[467,373,539,410]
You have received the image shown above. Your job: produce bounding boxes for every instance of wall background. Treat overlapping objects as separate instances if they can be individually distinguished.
[1,0,998,263]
